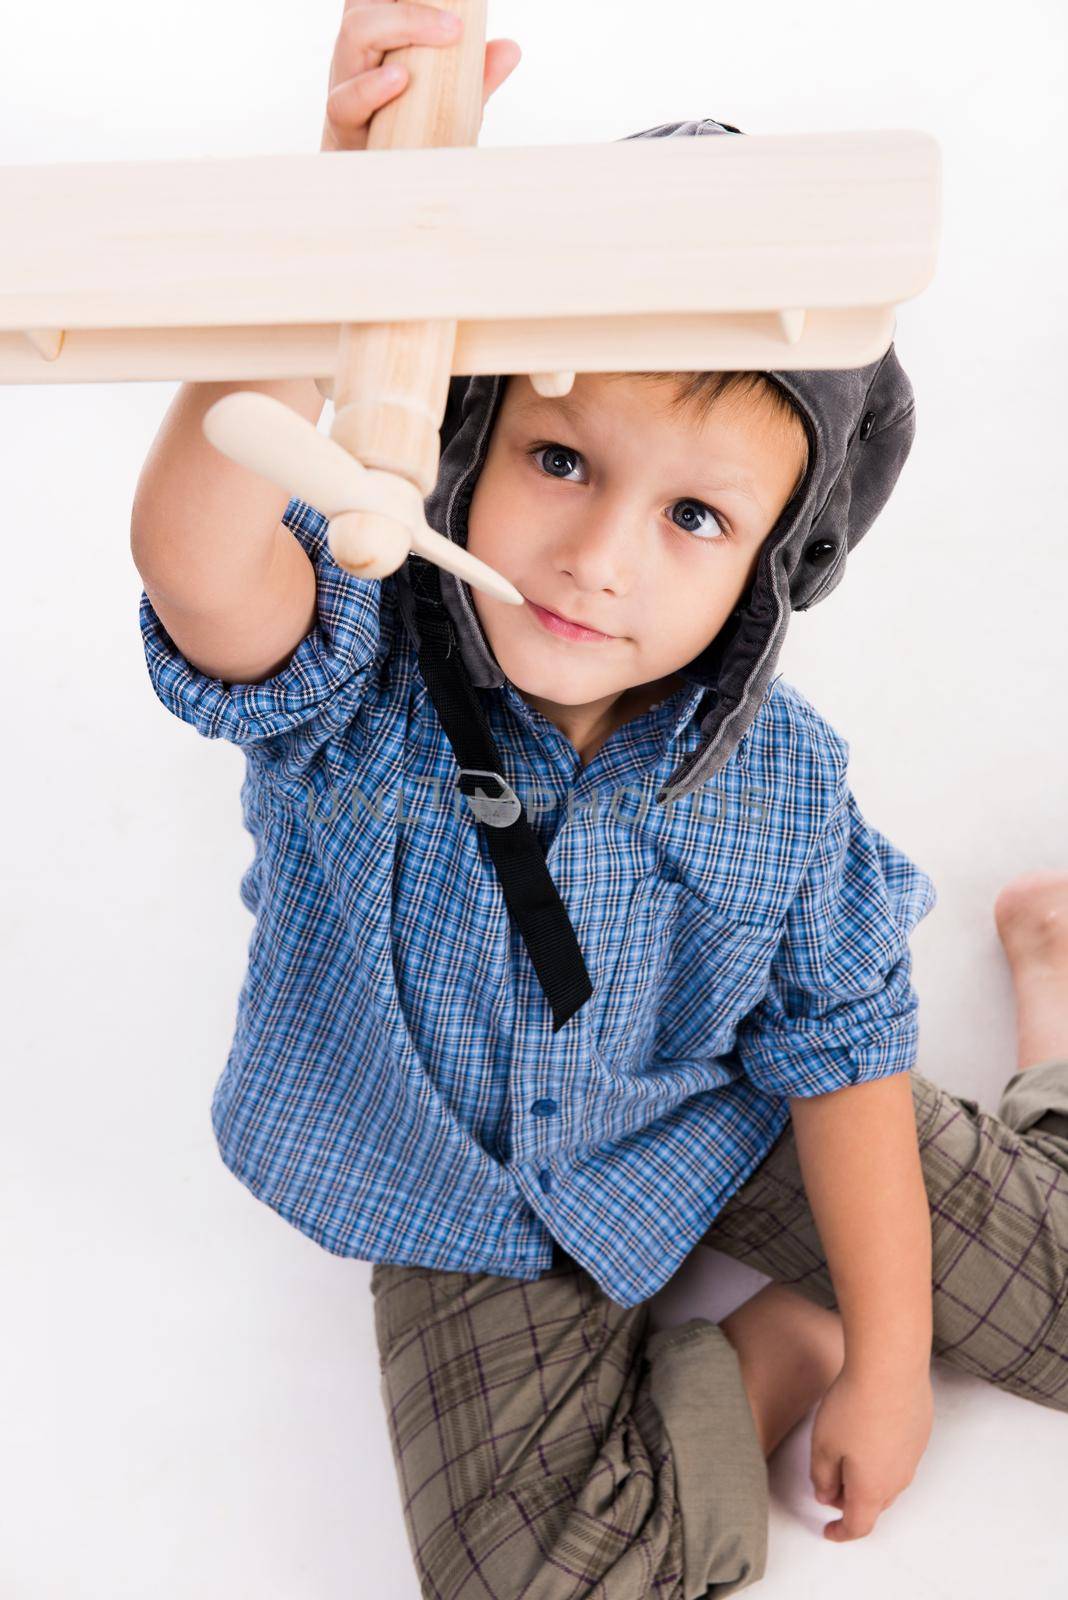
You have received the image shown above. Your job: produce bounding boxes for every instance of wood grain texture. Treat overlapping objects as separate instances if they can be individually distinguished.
[0,133,939,341]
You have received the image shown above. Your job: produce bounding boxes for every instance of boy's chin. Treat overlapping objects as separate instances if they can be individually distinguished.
[495,651,619,706]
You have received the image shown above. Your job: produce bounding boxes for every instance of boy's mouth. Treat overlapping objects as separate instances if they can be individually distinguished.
[524,597,617,644]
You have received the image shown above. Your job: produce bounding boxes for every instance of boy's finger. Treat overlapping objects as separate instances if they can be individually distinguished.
[481,39,522,106]
[340,0,441,17]
[342,1,463,51]
[828,1480,882,1542]
[326,63,408,130]
[333,2,463,87]
[328,38,517,143]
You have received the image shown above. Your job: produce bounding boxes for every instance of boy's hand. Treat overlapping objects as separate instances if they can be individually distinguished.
[322,1,522,153]
[810,1364,934,1541]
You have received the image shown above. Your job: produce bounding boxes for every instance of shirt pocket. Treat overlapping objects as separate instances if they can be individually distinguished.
[588,878,781,1074]
[645,911,784,1073]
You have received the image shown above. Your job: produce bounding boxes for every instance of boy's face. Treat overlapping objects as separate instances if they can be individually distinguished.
[465,372,808,762]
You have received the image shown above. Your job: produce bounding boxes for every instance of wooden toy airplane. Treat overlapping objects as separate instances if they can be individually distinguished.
[0,0,940,605]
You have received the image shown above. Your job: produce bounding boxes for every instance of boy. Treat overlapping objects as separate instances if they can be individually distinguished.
[132,10,1068,1596]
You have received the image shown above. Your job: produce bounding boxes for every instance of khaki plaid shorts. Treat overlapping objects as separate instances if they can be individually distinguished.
[370,1062,1068,1598]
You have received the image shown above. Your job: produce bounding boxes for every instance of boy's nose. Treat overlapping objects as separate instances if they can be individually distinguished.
[552,525,642,592]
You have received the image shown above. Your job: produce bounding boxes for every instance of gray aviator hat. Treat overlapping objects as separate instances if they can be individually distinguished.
[395,117,918,806]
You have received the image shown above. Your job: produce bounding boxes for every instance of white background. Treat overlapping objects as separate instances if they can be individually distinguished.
[2,1,1066,1595]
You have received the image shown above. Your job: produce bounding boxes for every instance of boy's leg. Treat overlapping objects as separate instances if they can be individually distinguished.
[699,1063,1068,1411]
[702,871,1068,1411]
[370,1245,769,1599]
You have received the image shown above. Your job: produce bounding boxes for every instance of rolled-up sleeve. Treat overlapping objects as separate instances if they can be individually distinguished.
[735,780,938,1100]
[139,495,385,753]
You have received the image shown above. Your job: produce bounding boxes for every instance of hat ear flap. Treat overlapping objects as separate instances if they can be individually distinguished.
[791,345,917,612]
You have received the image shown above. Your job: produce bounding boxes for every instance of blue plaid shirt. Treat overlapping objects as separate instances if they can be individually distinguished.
[139,495,937,1307]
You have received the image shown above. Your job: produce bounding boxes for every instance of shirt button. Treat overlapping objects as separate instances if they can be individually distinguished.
[530,1098,558,1117]
[538,1169,553,1194]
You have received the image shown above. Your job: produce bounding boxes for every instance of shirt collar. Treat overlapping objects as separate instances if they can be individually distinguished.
[498,676,711,748]
[666,680,712,743]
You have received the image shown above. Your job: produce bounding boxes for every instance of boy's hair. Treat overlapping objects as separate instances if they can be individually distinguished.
[603,369,810,503]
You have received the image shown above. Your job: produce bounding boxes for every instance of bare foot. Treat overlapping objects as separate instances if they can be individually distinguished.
[720,1282,845,1458]
[993,871,1068,1072]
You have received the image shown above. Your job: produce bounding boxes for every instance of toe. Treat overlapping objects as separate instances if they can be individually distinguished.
[994,871,1068,965]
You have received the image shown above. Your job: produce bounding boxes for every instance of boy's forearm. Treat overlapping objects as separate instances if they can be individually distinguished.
[788,1071,933,1378]
[130,377,325,610]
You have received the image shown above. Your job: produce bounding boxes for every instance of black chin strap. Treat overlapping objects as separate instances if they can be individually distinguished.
[406,555,593,1032]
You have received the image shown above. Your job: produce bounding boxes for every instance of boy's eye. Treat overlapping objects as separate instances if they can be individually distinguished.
[525,441,731,544]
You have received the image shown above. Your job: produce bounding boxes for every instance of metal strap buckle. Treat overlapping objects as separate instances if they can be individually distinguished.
[456,768,522,828]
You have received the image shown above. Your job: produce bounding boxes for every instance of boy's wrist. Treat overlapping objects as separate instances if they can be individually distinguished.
[842,1326,933,1386]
